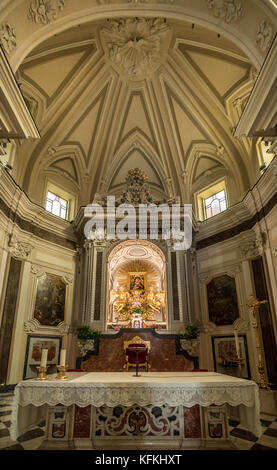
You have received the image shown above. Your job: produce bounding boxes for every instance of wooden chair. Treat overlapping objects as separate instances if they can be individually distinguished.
[123,336,151,372]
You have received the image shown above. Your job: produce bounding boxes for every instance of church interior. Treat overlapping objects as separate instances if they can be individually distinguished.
[0,0,277,452]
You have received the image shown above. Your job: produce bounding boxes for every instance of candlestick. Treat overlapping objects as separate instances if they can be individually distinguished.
[234,330,240,356]
[36,365,48,381]
[235,355,243,378]
[60,349,66,366]
[56,365,68,380]
[40,349,48,367]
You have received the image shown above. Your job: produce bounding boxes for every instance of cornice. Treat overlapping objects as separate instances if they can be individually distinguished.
[0,47,40,139]
[196,157,277,250]
[0,166,77,250]
[235,34,277,137]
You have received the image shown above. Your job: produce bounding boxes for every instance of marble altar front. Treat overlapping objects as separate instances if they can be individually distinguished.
[11,371,261,449]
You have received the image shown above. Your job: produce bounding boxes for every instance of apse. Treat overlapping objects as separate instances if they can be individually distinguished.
[106,239,167,329]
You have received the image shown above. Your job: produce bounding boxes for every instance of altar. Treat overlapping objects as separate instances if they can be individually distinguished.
[10,372,262,450]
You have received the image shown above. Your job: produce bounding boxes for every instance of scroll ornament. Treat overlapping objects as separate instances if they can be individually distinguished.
[28,0,65,25]
[206,0,243,23]
[256,21,273,52]
[0,23,16,54]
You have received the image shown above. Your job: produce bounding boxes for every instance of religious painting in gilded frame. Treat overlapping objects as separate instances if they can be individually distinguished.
[207,274,239,326]
[212,335,251,379]
[129,272,147,292]
[33,273,67,327]
[23,335,62,379]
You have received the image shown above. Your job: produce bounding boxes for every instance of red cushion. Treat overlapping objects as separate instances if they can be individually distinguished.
[128,343,146,348]
[126,347,147,363]
[191,369,208,372]
[67,369,85,372]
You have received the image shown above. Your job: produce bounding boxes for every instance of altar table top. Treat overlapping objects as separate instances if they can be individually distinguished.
[11,372,262,440]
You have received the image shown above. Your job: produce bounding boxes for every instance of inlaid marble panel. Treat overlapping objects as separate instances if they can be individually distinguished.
[73,405,91,438]
[94,404,180,437]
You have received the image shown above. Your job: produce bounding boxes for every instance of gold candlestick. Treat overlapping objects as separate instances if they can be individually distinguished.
[36,365,49,381]
[236,355,243,378]
[56,364,68,380]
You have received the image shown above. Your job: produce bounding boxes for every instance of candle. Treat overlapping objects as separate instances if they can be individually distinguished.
[41,349,48,367]
[234,330,240,356]
[60,349,66,366]
[62,335,67,349]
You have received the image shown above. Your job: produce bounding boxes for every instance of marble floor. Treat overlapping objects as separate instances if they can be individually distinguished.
[0,392,277,451]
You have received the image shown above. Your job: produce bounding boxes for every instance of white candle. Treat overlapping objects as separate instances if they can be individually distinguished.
[234,330,240,356]
[41,349,48,367]
[60,349,66,366]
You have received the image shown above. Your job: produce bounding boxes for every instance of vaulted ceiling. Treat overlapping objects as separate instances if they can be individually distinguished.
[13,16,259,210]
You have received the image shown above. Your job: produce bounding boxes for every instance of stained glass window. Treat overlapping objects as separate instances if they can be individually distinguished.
[204,189,227,219]
[45,191,67,219]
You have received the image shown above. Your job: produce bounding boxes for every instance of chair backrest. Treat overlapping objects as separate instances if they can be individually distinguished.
[126,346,147,363]
[124,335,151,352]
[67,369,85,372]
[191,369,208,372]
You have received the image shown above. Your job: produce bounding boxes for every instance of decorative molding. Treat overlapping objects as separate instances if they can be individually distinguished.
[57,322,70,334]
[77,339,95,357]
[100,17,170,79]
[8,235,33,260]
[30,264,45,276]
[199,274,210,284]
[201,322,217,333]
[233,318,250,331]
[206,0,243,23]
[27,0,65,25]
[24,319,40,333]
[180,339,199,357]
[127,0,150,3]
[256,20,273,52]
[63,273,73,284]
[240,233,266,260]
[24,318,70,334]
[0,23,16,54]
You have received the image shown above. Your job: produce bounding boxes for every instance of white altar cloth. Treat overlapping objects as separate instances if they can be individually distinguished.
[10,372,262,440]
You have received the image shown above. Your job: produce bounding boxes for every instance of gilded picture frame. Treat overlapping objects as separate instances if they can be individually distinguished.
[23,335,62,379]
[128,272,147,292]
[212,335,251,379]
[206,274,239,326]
[32,273,67,328]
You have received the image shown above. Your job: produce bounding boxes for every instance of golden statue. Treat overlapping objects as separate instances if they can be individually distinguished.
[111,282,166,323]
[146,286,161,314]
[112,286,130,319]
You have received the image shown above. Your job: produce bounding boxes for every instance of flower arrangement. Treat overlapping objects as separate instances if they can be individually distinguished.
[76,325,101,340]
[178,323,200,340]
[132,307,143,315]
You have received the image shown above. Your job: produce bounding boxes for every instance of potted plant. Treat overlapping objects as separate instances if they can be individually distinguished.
[178,323,200,357]
[75,325,101,357]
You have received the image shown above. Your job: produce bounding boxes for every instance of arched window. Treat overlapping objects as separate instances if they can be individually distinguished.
[196,180,228,221]
[44,182,76,221]
[45,190,68,219]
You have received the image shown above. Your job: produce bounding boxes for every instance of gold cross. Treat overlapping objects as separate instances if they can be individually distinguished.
[242,294,267,314]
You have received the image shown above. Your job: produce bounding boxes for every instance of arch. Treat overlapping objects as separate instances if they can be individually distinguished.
[184,142,243,203]
[106,239,168,328]
[92,132,170,202]
[5,2,271,73]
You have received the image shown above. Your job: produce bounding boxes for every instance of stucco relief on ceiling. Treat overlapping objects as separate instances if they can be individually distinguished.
[100,17,171,79]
